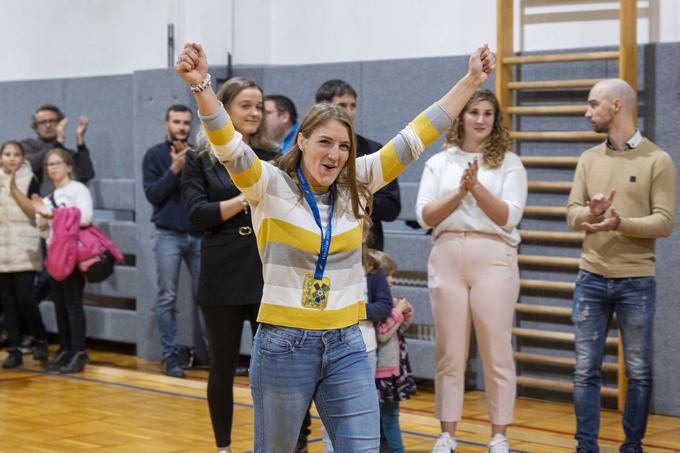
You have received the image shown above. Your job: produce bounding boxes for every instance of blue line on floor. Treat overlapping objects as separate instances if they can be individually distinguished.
[18,367,530,452]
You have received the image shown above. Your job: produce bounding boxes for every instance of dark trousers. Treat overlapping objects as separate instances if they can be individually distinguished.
[201,304,259,448]
[51,271,86,352]
[0,271,47,349]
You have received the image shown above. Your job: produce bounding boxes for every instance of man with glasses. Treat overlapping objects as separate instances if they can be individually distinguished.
[21,104,95,184]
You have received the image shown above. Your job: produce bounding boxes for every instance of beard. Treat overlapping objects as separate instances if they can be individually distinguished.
[591,122,608,133]
[168,130,189,143]
[590,109,614,134]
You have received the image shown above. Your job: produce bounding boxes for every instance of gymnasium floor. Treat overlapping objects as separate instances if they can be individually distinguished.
[1,348,679,452]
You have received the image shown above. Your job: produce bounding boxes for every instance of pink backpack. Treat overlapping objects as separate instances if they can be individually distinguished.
[45,207,124,282]
[77,224,124,282]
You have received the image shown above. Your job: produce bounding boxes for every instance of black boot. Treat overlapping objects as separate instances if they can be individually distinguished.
[60,351,90,374]
[46,350,72,372]
[163,354,185,378]
[33,339,49,362]
[2,349,23,369]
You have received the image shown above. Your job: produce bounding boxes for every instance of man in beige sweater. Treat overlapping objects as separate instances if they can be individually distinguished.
[566,79,677,453]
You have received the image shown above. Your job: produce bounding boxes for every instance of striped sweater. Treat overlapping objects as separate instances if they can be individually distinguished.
[201,103,451,330]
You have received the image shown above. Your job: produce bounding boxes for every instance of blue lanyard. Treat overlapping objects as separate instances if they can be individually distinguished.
[296,165,333,280]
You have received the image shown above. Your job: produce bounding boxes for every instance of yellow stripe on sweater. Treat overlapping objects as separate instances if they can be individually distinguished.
[204,121,235,146]
[411,113,441,147]
[230,156,262,189]
[256,218,362,254]
[257,301,367,330]
[379,142,406,183]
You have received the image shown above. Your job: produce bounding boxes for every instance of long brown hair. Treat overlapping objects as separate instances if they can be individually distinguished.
[443,89,511,169]
[278,103,371,223]
[216,77,277,153]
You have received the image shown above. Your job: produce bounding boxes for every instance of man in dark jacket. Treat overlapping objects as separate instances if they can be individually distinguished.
[142,104,203,378]
[21,104,95,185]
[315,80,401,251]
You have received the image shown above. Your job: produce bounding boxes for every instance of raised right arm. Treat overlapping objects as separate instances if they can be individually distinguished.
[176,43,270,202]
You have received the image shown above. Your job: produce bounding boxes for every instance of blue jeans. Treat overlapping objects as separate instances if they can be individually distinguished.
[153,229,202,360]
[323,349,378,453]
[572,270,655,453]
[250,323,380,453]
[380,401,404,453]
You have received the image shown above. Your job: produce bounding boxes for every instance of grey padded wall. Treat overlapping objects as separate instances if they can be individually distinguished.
[644,42,680,417]
[1,43,679,416]
[0,75,134,179]
[131,68,206,360]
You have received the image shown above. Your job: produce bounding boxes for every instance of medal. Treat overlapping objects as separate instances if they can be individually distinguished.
[296,165,333,310]
[302,274,331,309]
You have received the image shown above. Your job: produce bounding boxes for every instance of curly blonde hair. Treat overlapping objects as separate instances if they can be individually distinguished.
[443,89,511,169]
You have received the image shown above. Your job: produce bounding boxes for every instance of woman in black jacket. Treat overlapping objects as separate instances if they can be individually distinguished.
[180,77,278,453]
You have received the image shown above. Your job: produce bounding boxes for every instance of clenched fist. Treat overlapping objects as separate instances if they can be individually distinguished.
[175,43,209,86]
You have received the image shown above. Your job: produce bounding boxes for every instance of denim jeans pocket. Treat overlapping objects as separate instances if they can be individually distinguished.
[259,334,294,356]
[626,276,655,290]
[576,270,590,283]
[256,324,303,357]
[341,325,366,353]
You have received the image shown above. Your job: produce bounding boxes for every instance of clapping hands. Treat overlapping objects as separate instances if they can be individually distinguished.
[394,296,412,315]
[30,194,52,218]
[170,141,188,174]
[55,115,90,145]
[459,159,480,194]
[582,189,620,232]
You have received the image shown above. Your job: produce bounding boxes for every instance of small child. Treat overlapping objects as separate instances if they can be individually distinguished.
[372,250,416,453]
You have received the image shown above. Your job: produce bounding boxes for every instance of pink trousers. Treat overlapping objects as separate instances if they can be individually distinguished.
[428,231,519,425]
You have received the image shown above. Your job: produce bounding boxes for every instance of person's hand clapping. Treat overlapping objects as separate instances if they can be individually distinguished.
[462,159,480,191]
[30,194,52,218]
[582,207,620,233]
[170,143,188,174]
[76,116,89,145]
[56,117,68,144]
[394,296,410,314]
[8,170,18,193]
[175,43,209,86]
[587,189,615,217]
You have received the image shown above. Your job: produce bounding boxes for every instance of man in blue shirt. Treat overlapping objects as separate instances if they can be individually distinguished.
[142,104,201,378]
[264,94,299,154]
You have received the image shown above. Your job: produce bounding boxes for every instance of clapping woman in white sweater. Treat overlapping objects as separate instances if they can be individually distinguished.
[416,90,527,453]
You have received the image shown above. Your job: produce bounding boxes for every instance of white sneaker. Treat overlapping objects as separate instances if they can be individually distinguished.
[431,432,457,452]
[488,433,509,453]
